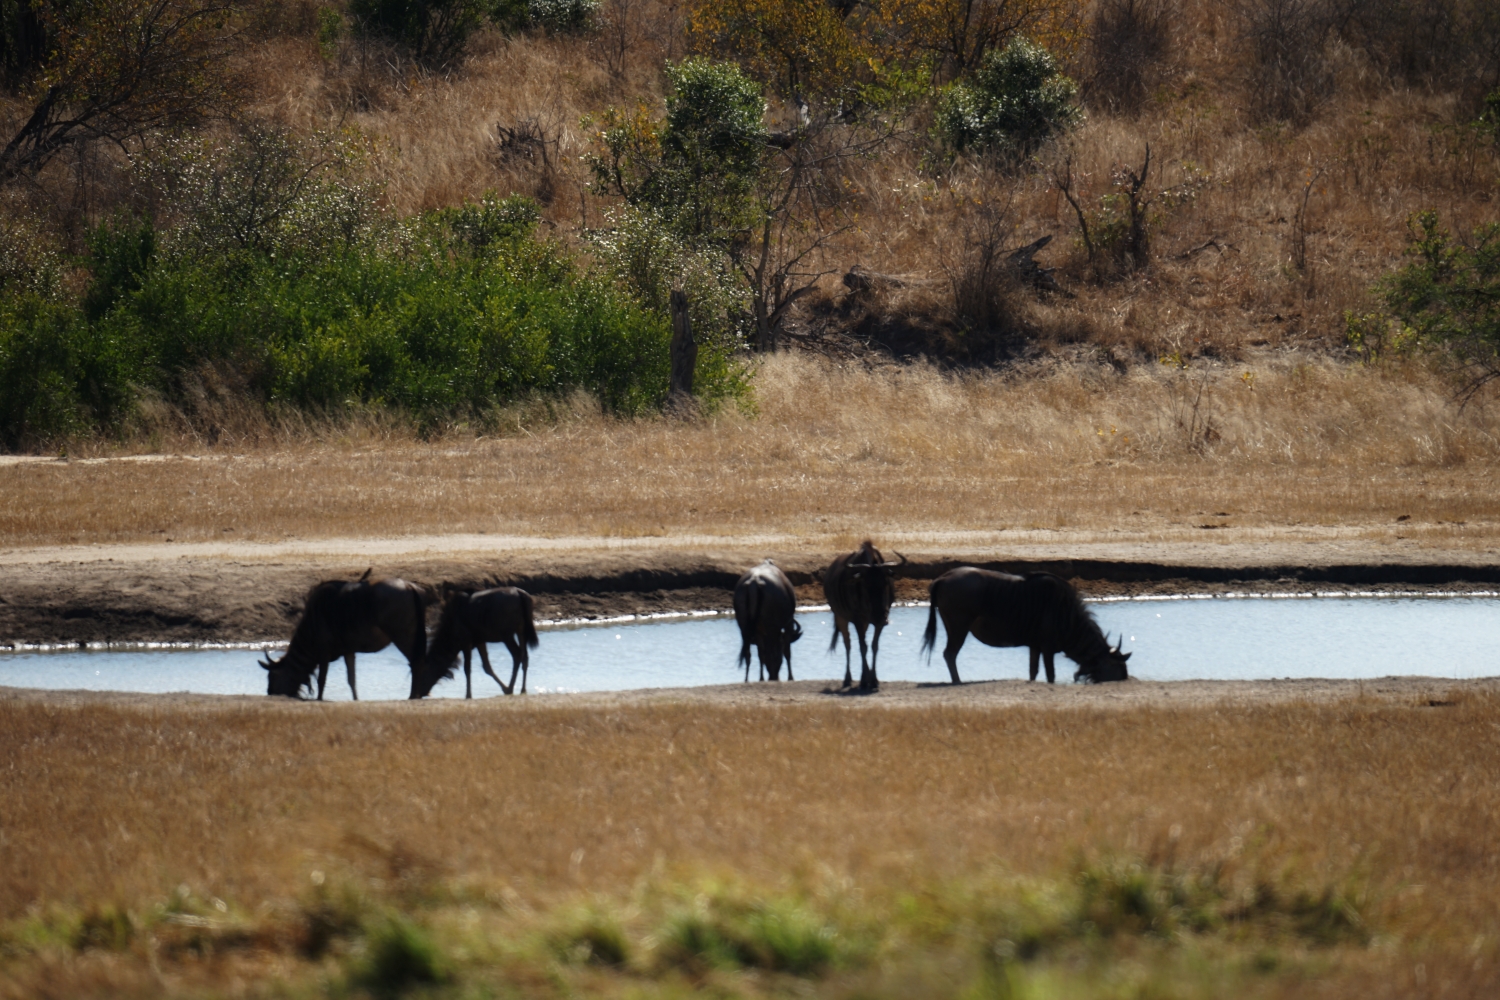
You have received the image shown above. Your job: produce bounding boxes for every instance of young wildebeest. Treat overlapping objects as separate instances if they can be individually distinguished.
[921,567,1131,684]
[261,573,429,700]
[418,584,540,698]
[823,540,907,691]
[734,559,802,682]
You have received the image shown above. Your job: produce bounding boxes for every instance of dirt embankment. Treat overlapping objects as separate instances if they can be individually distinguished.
[3,538,1498,647]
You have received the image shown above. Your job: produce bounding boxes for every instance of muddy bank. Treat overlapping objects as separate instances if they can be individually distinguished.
[2,545,1498,647]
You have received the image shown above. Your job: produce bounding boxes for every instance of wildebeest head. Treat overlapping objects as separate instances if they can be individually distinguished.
[846,548,900,593]
[260,651,309,698]
[1075,636,1132,683]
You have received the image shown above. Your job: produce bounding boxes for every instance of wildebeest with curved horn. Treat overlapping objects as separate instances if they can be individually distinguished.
[733,559,802,682]
[419,583,540,698]
[823,540,907,691]
[260,572,430,699]
[920,567,1131,684]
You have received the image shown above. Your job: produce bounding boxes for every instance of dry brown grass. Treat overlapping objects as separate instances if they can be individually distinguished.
[214,0,1500,362]
[2,353,1497,548]
[2,690,1498,996]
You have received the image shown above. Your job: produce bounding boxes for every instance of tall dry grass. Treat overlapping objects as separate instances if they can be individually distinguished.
[1,353,1497,547]
[1,690,1498,996]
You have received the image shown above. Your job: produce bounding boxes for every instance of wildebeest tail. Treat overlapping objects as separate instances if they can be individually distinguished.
[522,591,540,650]
[921,579,941,660]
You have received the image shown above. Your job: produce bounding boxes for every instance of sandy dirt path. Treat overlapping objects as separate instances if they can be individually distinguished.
[3,527,1499,646]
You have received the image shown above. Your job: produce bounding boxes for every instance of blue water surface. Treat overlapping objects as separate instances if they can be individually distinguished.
[1,597,1494,700]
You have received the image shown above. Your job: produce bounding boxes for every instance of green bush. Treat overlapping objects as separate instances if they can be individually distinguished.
[587,205,751,359]
[83,215,156,322]
[0,292,137,449]
[493,0,599,33]
[349,0,485,67]
[936,36,1082,159]
[588,58,766,242]
[1350,211,1500,396]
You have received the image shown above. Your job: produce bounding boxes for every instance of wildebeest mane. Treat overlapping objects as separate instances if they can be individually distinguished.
[424,596,468,683]
[1010,572,1112,664]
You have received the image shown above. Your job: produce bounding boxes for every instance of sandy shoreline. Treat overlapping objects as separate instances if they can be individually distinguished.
[4,674,1496,712]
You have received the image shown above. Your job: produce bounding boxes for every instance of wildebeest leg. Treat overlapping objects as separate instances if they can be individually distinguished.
[463,648,474,699]
[940,617,967,684]
[836,620,853,687]
[1044,652,1056,684]
[1028,648,1040,682]
[316,662,329,701]
[474,642,506,694]
[344,652,358,701]
[855,624,872,690]
[500,637,526,695]
[866,622,883,691]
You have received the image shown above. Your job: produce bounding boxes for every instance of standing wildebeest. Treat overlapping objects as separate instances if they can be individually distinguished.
[823,540,907,691]
[921,567,1131,684]
[419,584,540,698]
[260,573,429,699]
[734,559,802,682]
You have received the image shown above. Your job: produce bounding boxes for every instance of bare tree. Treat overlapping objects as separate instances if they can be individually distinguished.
[733,109,897,351]
[0,0,241,187]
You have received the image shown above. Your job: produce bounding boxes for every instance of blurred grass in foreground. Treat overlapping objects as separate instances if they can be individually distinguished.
[1,852,1377,999]
[1,692,1497,997]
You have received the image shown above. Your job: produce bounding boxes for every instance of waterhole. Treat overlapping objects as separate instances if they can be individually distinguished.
[1,596,1494,700]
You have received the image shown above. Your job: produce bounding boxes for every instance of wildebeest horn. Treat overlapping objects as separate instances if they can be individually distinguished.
[359,567,372,582]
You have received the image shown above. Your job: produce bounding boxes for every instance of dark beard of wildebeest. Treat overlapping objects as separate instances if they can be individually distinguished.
[260,574,430,699]
[823,540,907,692]
[920,568,1131,684]
[733,559,803,682]
[419,585,540,698]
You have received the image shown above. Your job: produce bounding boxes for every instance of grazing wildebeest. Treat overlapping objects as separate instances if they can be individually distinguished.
[823,540,907,691]
[733,559,802,682]
[260,573,429,699]
[920,567,1131,684]
[419,584,540,698]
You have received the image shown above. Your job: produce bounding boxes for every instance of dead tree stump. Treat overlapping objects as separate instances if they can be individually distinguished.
[668,289,699,415]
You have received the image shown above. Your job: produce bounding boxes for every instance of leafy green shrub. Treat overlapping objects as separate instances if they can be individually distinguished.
[494,0,599,33]
[936,36,1082,159]
[83,215,156,322]
[143,126,386,262]
[0,293,136,449]
[349,0,485,67]
[588,58,766,242]
[438,190,541,256]
[587,205,751,361]
[1349,211,1500,397]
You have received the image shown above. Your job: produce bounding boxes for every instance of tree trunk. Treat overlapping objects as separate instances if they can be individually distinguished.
[668,288,698,404]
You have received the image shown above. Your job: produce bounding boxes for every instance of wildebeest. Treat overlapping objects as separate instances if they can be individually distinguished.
[419,584,540,698]
[260,572,429,699]
[920,567,1131,684]
[823,540,907,691]
[733,559,802,682]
